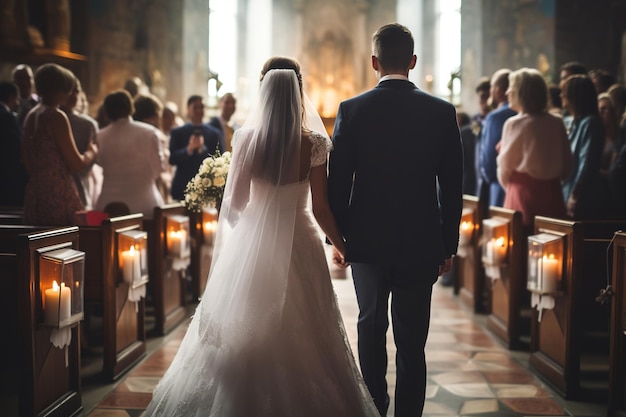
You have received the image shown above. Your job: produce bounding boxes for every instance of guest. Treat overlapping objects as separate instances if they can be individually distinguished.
[472,77,491,129]
[0,81,29,206]
[457,111,477,195]
[589,69,616,95]
[169,95,222,201]
[559,61,587,83]
[477,68,516,206]
[607,83,626,149]
[161,101,184,137]
[497,68,573,232]
[95,102,110,129]
[95,90,164,218]
[133,93,173,203]
[208,92,239,152]
[22,63,97,225]
[11,64,40,127]
[548,84,563,116]
[607,140,626,217]
[560,75,606,219]
[597,93,620,171]
[60,78,100,209]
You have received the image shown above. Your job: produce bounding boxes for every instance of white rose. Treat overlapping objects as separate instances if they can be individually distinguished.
[213,177,226,187]
[213,167,225,177]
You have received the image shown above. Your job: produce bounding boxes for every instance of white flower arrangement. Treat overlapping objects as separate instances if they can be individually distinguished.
[184,150,232,212]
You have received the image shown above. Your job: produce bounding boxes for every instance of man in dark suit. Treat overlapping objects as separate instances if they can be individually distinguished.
[169,95,222,201]
[207,92,239,153]
[328,23,463,417]
[0,81,29,206]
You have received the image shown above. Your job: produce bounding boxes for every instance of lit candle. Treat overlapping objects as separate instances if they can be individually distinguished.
[459,221,473,245]
[168,230,187,257]
[541,254,560,293]
[45,280,71,325]
[122,245,141,284]
[203,220,217,244]
[489,237,507,264]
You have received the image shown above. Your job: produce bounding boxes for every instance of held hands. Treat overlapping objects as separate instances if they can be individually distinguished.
[332,247,349,269]
[438,257,453,276]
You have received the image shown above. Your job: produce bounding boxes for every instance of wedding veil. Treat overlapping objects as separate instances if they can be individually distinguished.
[197,68,320,349]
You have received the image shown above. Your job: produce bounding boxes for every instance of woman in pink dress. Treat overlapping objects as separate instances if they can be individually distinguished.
[497,68,573,234]
[22,63,97,225]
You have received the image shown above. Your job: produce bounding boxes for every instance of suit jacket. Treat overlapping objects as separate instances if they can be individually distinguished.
[328,79,463,268]
[0,104,28,206]
[169,122,222,201]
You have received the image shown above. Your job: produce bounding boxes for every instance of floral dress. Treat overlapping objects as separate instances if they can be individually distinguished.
[23,107,83,225]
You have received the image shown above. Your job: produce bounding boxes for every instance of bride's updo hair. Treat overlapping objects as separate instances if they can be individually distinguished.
[260,56,303,92]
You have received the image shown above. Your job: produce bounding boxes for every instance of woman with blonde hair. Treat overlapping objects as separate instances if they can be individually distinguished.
[497,68,573,232]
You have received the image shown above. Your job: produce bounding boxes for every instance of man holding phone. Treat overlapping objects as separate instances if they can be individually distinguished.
[169,95,222,201]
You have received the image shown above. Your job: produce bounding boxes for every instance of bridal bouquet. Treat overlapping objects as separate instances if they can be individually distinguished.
[184,150,232,212]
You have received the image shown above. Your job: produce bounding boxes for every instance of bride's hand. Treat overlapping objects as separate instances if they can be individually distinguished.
[332,247,349,268]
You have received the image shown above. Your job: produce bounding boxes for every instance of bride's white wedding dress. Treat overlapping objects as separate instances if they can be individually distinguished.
[143,131,379,417]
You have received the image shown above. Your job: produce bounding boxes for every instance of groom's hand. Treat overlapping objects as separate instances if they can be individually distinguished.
[438,257,453,276]
[332,247,349,268]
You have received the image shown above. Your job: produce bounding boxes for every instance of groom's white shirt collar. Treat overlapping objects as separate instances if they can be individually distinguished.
[378,74,409,83]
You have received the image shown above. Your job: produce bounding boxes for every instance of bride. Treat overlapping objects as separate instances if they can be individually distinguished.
[143,57,379,416]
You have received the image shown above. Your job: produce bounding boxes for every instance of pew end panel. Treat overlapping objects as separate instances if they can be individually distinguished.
[456,195,488,313]
[482,207,526,350]
[148,203,190,336]
[79,214,147,381]
[609,232,626,416]
[17,226,83,417]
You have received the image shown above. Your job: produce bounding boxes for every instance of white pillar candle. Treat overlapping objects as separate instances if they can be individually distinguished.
[459,221,473,246]
[45,280,71,325]
[122,245,141,284]
[203,220,217,244]
[492,237,507,263]
[168,230,182,256]
[541,254,560,293]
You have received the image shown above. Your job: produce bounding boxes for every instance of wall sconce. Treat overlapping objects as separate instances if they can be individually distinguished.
[527,232,563,294]
[202,206,218,246]
[481,217,510,266]
[118,230,149,289]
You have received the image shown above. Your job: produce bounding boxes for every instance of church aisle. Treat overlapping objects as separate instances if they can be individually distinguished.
[85,276,606,417]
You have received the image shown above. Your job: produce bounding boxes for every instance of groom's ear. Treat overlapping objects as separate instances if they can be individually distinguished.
[371,55,380,71]
[409,54,417,70]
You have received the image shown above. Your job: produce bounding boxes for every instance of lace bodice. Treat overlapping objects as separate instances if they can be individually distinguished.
[308,130,333,167]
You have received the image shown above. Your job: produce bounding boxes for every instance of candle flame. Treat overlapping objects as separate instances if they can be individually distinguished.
[495,237,506,247]
[460,221,473,230]
[129,245,135,255]
[52,280,59,291]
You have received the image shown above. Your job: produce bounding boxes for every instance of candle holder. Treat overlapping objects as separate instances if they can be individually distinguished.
[458,208,475,247]
[39,248,85,329]
[166,214,190,258]
[481,217,510,267]
[527,232,563,294]
[202,205,219,246]
[118,230,149,289]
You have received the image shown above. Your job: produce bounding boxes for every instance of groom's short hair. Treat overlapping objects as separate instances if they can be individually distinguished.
[372,23,414,72]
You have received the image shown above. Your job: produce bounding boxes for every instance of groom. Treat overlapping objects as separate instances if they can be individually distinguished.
[328,23,463,417]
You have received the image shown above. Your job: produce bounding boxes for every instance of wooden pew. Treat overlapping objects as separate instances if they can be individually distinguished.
[529,217,624,399]
[144,203,190,336]
[189,207,217,302]
[79,214,147,381]
[0,225,83,417]
[609,231,626,416]
[481,206,526,349]
[455,195,488,312]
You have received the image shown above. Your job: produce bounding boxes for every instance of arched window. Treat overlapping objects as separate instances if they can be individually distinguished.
[208,1,238,105]
[434,0,461,103]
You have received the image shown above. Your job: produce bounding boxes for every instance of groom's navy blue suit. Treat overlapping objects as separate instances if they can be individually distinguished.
[328,78,463,416]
